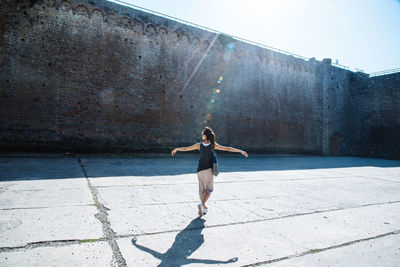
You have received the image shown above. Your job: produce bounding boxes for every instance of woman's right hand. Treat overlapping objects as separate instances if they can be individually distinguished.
[171,148,178,156]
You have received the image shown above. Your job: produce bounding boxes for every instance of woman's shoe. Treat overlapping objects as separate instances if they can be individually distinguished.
[203,207,208,215]
[200,203,208,215]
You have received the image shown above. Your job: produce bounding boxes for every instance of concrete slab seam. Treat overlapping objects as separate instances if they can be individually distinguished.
[139,198,242,206]
[365,177,400,184]
[77,158,127,267]
[0,238,105,253]
[0,204,95,211]
[115,200,400,239]
[99,196,278,208]
[92,180,269,188]
[92,176,352,189]
[1,197,397,252]
[323,171,400,184]
[241,229,400,266]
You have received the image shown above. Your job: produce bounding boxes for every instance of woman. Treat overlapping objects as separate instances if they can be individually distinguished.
[171,127,248,216]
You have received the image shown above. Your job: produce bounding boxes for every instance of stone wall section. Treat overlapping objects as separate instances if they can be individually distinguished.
[1,0,398,159]
[356,73,400,158]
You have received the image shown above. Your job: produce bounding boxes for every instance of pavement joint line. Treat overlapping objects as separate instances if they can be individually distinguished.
[323,169,399,178]
[4,189,43,192]
[91,176,363,188]
[4,188,86,192]
[100,194,396,208]
[77,158,127,267]
[2,200,398,252]
[323,171,400,183]
[269,176,349,182]
[2,200,397,252]
[346,175,400,184]
[115,198,400,213]
[363,177,400,184]
[241,229,400,266]
[316,173,400,184]
[92,180,269,188]
[114,200,400,239]
[0,204,95,211]
[0,238,106,252]
[138,199,239,206]
[104,196,280,207]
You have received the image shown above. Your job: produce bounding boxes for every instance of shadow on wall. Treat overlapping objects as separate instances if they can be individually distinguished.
[131,217,238,266]
[0,155,399,181]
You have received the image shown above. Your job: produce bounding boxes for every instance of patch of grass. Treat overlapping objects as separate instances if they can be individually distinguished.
[79,238,100,243]
[309,248,323,254]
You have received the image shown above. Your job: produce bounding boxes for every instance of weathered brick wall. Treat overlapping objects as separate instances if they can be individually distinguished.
[316,59,353,156]
[350,73,400,159]
[1,0,398,158]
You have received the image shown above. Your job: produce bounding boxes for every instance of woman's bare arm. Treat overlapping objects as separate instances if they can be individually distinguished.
[215,143,248,157]
[171,143,200,156]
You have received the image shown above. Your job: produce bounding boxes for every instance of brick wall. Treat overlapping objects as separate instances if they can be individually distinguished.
[1,0,398,159]
[352,73,400,159]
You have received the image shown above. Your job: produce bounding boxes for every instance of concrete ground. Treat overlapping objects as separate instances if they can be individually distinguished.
[0,154,400,266]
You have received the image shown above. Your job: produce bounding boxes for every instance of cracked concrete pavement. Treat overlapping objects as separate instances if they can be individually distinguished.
[1,154,400,266]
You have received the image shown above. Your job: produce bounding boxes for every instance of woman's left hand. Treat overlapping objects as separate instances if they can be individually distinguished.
[241,150,248,157]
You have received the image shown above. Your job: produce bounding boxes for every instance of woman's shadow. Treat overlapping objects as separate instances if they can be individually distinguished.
[131,217,238,266]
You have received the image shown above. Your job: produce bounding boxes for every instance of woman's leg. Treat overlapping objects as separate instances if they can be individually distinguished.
[197,169,213,212]
[202,192,211,209]
[198,173,206,201]
[202,169,214,209]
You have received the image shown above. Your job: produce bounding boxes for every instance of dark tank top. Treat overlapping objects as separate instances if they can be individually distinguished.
[197,142,213,172]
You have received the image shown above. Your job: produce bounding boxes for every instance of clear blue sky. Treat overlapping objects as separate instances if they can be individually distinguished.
[110,0,400,73]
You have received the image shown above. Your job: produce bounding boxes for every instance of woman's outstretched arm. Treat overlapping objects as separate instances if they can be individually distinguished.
[215,143,248,157]
[171,143,200,156]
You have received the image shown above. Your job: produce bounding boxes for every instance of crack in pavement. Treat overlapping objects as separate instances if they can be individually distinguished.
[241,229,400,266]
[92,180,266,188]
[1,199,399,253]
[116,200,400,239]
[364,177,400,184]
[0,204,95,211]
[78,158,127,267]
[92,176,353,188]
[3,189,44,192]
[319,170,400,183]
[0,238,106,252]
[127,196,278,207]
[104,194,397,208]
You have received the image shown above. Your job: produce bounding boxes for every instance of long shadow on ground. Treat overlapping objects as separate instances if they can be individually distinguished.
[131,217,238,266]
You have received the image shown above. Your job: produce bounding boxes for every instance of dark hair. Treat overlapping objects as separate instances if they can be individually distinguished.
[203,127,216,150]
